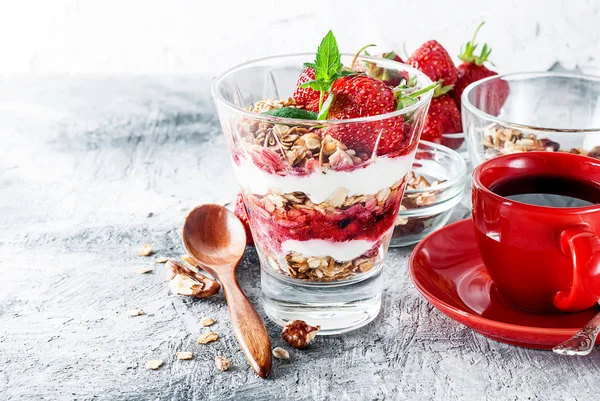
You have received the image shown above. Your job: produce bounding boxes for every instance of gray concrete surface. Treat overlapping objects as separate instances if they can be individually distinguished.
[1,76,598,401]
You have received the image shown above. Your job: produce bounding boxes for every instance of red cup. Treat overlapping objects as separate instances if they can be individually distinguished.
[472,152,600,313]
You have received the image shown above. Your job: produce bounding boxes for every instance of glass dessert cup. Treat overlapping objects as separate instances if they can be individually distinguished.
[462,72,600,167]
[212,54,433,334]
[391,141,467,247]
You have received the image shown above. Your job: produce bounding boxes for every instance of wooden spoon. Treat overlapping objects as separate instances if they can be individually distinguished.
[182,204,272,378]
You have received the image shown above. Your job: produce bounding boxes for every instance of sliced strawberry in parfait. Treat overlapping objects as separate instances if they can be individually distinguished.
[233,31,434,282]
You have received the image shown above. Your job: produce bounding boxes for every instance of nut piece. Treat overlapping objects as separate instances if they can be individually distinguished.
[272,347,290,360]
[139,243,153,256]
[136,267,153,274]
[166,260,220,298]
[197,332,219,344]
[200,317,215,327]
[215,356,231,371]
[176,351,193,360]
[126,309,144,316]
[145,359,163,370]
[281,320,320,349]
[155,257,168,264]
[181,254,196,266]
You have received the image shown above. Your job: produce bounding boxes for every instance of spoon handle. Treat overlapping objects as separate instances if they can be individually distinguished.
[553,312,600,356]
[220,273,273,378]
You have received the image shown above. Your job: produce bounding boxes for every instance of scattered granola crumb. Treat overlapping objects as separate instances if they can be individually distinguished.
[176,351,193,360]
[200,317,215,327]
[139,243,153,257]
[197,332,219,344]
[136,267,153,274]
[155,257,168,264]
[145,359,163,370]
[215,356,231,371]
[272,347,290,360]
[126,309,144,317]
[181,254,196,266]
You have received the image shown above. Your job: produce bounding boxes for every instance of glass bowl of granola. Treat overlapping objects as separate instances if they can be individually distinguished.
[462,72,600,166]
[391,140,467,247]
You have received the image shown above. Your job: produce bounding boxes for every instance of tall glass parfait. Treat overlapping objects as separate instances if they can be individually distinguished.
[212,54,433,334]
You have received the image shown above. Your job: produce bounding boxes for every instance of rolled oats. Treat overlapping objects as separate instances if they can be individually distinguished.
[145,359,163,370]
[215,356,231,371]
[272,347,290,360]
[176,351,193,360]
[197,332,219,344]
[200,317,215,327]
[139,243,153,257]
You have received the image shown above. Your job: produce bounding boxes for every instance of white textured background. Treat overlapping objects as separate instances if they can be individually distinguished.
[0,0,599,76]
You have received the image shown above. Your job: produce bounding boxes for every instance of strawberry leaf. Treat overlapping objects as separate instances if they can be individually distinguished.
[303,62,317,69]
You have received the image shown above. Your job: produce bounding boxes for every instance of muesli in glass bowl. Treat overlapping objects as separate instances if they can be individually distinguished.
[462,72,600,166]
[212,32,435,333]
[391,141,467,247]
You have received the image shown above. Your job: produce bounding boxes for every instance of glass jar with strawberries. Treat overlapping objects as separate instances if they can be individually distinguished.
[212,31,435,334]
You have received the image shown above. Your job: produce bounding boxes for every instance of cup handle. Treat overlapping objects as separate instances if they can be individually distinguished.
[554,226,600,311]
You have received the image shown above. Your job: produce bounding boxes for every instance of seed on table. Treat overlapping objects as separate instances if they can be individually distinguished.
[139,243,153,256]
[136,267,153,274]
[145,359,163,370]
[126,309,144,316]
[272,347,290,360]
[200,317,215,327]
[155,257,168,264]
[215,356,230,371]
[197,332,219,344]
[176,351,193,360]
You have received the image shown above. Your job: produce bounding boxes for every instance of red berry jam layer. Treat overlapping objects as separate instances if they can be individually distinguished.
[244,178,405,253]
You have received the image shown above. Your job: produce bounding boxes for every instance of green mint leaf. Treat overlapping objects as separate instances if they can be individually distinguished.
[300,80,331,92]
[303,62,317,69]
[315,30,342,82]
[261,107,318,120]
[317,93,335,120]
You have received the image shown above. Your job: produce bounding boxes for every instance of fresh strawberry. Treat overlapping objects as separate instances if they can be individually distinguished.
[325,74,436,156]
[421,94,462,141]
[327,74,396,119]
[407,40,457,86]
[234,193,253,245]
[325,74,408,155]
[324,117,412,156]
[382,51,404,63]
[450,22,507,113]
[292,67,323,112]
[373,52,408,86]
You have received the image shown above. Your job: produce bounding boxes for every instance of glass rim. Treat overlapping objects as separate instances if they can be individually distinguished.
[211,52,434,125]
[461,71,600,132]
[404,140,468,194]
[472,151,600,213]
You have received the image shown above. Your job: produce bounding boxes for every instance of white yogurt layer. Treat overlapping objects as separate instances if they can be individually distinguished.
[233,153,414,204]
[281,239,378,261]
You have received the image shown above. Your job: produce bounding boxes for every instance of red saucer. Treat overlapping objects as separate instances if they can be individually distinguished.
[409,218,600,350]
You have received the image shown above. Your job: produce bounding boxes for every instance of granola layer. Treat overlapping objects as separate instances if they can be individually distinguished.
[483,124,600,160]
